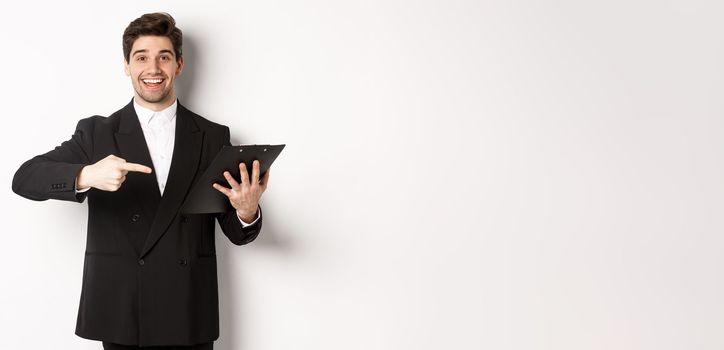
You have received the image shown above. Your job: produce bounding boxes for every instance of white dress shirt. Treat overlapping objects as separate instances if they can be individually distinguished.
[134,99,176,195]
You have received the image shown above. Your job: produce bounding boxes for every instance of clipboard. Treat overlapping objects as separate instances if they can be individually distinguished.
[181,144,285,214]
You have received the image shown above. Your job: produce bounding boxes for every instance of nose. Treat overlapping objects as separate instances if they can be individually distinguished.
[148,58,162,74]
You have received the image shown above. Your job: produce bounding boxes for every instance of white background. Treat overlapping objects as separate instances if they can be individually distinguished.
[1,1,723,349]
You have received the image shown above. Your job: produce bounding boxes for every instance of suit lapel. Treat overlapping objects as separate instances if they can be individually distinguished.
[114,101,161,230]
[141,103,203,258]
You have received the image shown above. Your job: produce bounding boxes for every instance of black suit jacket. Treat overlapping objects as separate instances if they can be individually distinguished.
[12,100,261,347]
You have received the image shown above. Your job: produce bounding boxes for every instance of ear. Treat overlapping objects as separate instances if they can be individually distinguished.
[123,58,130,76]
[175,56,184,76]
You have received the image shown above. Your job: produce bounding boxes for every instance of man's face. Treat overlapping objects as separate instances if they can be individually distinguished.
[124,35,184,110]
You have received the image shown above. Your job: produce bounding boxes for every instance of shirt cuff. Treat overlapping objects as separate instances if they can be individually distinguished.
[237,207,261,228]
[75,168,91,193]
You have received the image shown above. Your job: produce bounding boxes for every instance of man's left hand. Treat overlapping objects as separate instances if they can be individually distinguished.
[212,160,270,222]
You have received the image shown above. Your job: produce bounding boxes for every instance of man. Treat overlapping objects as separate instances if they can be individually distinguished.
[11,13,268,349]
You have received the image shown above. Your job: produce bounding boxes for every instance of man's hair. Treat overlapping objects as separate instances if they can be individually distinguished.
[123,12,183,63]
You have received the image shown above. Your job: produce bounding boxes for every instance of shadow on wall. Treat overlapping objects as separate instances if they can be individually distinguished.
[176,33,198,108]
[215,216,294,350]
[176,34,295,350]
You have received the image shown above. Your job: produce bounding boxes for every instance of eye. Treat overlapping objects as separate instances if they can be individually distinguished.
[136,56,146,62]
[160,55,170,61]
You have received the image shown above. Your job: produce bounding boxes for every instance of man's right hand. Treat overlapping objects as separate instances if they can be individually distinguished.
[76,155,152,192]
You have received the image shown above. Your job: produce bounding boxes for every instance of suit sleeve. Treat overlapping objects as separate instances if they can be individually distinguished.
[215,126,263,245]
[12,118,95,202]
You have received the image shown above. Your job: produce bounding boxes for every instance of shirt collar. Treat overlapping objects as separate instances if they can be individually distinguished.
[133,99,178,126]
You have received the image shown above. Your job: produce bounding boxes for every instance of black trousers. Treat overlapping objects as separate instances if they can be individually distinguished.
[102,342,213,350]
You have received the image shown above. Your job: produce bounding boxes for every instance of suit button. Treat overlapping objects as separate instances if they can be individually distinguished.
[180,215,188,223]
[131,214,140,222]
[138,259,145,266]
[178,258,188,266]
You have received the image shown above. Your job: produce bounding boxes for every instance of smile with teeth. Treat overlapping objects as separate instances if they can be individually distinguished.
[142,78,165,88]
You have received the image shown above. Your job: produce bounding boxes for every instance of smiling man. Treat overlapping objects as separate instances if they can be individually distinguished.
[12,13,268,350]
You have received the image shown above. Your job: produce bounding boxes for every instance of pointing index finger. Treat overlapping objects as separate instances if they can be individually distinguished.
[121,162,153,174]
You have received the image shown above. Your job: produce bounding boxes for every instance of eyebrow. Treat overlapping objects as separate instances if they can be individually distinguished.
[131,49,175,57]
